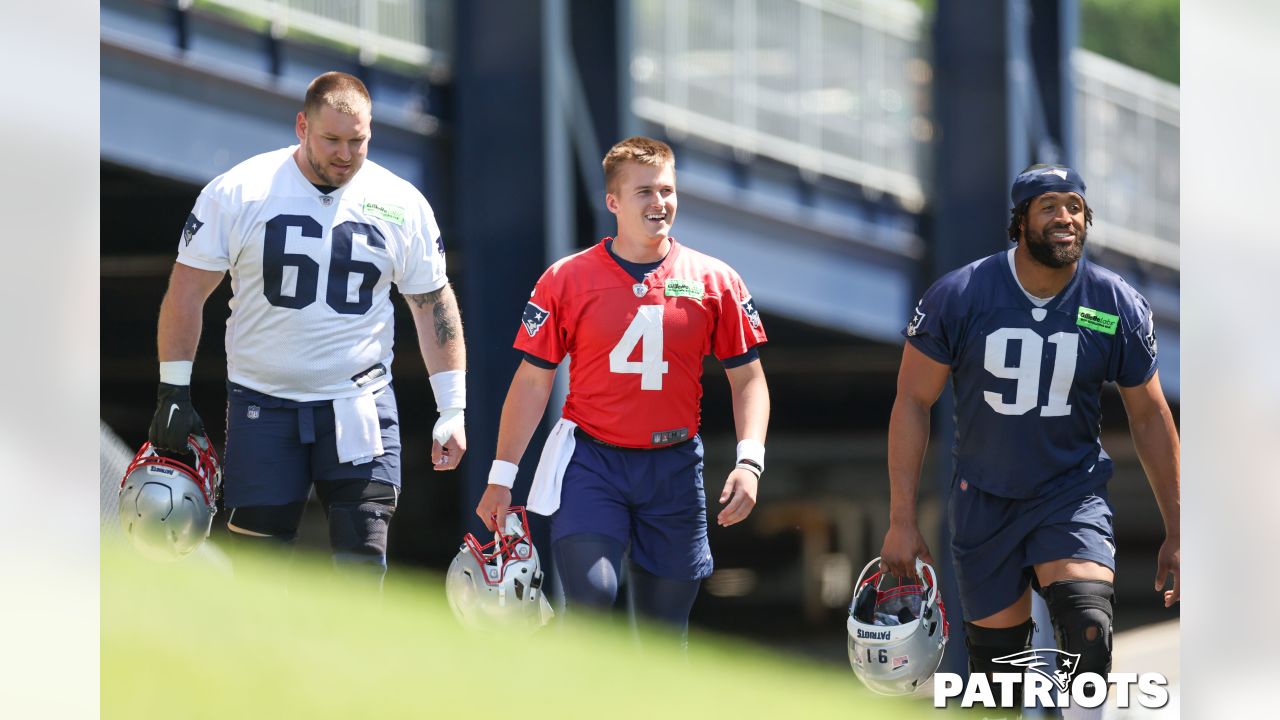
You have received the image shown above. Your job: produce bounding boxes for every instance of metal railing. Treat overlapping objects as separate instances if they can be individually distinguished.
[631,2,1180,270]
[1074,49,1180,269]
[631,0,930,211]
[194,0,452,71]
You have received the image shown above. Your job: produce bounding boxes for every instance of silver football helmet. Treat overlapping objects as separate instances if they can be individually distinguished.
[118,435,221,562]
[847,556,949,695]
[445,507,553,631]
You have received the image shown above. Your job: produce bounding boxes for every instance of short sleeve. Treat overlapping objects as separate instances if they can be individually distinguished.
[513,270,566,364]
[902,279,956,366]
[1115,292,1159,387]
[711,273,768,361]
[396,198,448,294]
[175,191,233,271]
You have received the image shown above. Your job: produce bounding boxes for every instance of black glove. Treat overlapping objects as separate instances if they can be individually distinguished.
[148,383,206,453]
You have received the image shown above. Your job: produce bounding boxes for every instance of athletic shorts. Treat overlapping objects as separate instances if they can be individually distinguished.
[550,430,713,581]
[222,382,401,508]
[948,476,1116,621]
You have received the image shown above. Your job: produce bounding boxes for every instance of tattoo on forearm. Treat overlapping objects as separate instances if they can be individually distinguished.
[405,287,445,310]
[433,299,461,346]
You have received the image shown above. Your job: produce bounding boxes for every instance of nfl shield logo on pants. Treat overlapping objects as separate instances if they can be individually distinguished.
[247,404,260,420]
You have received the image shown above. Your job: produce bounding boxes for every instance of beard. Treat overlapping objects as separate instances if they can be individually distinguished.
[304,141,356,187]
[1024,224,1086,268]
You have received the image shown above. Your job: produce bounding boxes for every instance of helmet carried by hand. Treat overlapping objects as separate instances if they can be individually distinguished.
[847,556,948,695]
[445,507,553,631]
[118,435,221,562]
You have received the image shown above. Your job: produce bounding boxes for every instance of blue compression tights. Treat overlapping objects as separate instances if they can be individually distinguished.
[552,533,701,647]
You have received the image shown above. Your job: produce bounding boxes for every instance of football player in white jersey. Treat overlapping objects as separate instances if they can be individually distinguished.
[148,72,467,584]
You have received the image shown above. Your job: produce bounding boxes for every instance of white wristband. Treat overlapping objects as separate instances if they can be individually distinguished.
[429,370,466,410]
[736,438,765,472]
[488,460,519,488]
[159,360,193,385]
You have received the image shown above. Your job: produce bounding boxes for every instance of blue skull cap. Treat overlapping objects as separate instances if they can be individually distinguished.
[1011,165,1087,206]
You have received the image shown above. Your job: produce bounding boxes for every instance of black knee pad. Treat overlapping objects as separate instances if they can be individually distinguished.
[964,618,1036,675]
[965,619,1035,716]
[320,480,398,568]
[1043,579,1115,675]
[225,502,306,542]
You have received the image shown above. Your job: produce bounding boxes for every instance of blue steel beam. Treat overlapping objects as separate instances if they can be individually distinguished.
[931,0,1077,677]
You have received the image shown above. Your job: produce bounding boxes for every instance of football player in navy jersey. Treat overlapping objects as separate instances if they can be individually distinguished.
[879,165,1180,711]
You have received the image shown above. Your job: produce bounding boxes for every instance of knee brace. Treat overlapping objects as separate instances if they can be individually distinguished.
[326,500,396,571]
[225,502,307,543]
[321,481,398,573]
[1043,580,1115,676]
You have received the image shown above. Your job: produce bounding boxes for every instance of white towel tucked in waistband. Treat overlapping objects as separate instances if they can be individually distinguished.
[528,418,578,515]
[332,391,384,465]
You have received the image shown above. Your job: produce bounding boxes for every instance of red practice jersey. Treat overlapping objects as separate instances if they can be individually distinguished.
[515,238,767,448]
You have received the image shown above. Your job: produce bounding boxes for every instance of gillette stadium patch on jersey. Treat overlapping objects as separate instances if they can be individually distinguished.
[1076,306,1119,335]
[362,200,405,225]
[664,278,705,300]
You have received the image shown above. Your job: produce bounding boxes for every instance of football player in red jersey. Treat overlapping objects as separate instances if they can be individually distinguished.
[475,137,771,647]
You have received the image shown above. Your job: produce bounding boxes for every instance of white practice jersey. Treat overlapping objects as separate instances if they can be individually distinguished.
[177,146,447,401]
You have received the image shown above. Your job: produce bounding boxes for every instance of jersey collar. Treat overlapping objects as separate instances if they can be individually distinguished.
[596,237,682,294]
[999,246,1085,312]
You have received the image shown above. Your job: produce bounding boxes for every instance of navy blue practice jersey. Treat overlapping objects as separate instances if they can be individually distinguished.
[905,250,1158,499]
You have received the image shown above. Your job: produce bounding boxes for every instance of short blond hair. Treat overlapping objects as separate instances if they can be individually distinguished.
[603,136,674,193]
[303,71,372,117]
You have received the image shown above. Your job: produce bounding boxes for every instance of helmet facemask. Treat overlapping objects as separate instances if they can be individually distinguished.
[445,507,553,631]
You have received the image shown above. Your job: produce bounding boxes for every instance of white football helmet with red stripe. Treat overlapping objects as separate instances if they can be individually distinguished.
[445,507,553,631]
[118,435,221,562]
[847,557,949,695]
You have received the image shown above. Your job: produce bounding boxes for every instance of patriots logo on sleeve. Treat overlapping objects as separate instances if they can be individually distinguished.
[740,296,762,329]
[435,234,445,256]
[522,301,550,337]
[906,300,926,336]
[182,214,204,246]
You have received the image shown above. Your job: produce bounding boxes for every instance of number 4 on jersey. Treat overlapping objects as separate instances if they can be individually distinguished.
[609,305,669,390]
